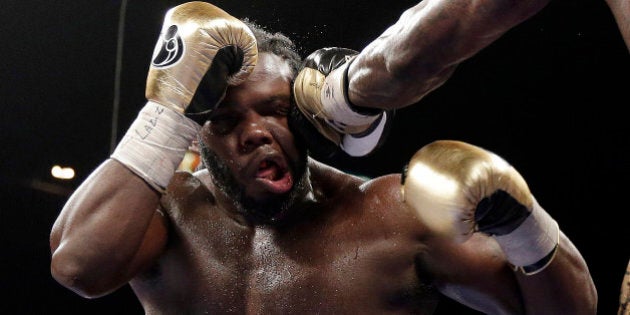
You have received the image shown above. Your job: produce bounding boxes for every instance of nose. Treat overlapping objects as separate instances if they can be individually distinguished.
[238,114,273,153]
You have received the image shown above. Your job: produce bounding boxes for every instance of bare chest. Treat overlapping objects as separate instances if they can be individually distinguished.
[133,212,437,314]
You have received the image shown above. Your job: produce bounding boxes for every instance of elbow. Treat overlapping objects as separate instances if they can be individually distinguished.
[50,250,114,299]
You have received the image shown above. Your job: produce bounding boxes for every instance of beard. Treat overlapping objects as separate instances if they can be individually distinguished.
[199,140,309,224]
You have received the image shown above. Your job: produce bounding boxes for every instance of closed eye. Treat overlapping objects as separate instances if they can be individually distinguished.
[208,113,238,135]
[258,96,291,117]
[275,104,289,116]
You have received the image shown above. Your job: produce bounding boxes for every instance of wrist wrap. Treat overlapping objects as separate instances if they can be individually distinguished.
[111,101,200,192]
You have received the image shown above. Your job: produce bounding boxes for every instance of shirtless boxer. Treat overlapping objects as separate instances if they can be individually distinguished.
[50,1,597,314]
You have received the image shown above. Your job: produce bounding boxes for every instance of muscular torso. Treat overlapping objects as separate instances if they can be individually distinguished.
[130,163,441,314]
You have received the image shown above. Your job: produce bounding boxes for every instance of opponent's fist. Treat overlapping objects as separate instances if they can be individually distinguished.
[146,1,258,124]
[402,140,559,274]
[292,47,392,157]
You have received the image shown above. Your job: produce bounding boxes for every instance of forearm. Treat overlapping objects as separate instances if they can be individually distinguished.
[347,0,551,109]
[516,232,597,314]
[50,159,163,298]
[49,1,255,297]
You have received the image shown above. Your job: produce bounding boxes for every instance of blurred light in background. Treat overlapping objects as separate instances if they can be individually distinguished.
[51,165,75,180]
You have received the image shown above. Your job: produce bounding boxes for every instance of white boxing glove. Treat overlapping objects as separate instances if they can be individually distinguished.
[292,47,391,157]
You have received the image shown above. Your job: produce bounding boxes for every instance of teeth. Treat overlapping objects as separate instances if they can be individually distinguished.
[258,160,278,180]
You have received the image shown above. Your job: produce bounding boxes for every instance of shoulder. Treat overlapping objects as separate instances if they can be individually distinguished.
[310,159,419,226]
[360,173,403,198]
[308,157,405,205]
[162,170,216,209]
[361,174,427,232]
[307,158,400,203]
[307,158,365,192]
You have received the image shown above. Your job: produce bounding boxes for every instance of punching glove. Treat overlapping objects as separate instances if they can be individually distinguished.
[111,1,257,191]
[401,140,559,275]
[292,47,392,158]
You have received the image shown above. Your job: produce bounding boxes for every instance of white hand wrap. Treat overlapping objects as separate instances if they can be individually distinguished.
[320,60,380,133]
[111,101,200,192]
[494,198,560,275]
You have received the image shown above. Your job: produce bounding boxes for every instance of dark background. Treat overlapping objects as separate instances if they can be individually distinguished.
[1,0,628,314]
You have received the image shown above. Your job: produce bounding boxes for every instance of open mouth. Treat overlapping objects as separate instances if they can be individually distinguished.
[256,159,284,180]
[254,158,293,194]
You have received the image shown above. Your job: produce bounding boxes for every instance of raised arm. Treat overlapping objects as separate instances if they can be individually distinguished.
[50,1,257,298]
[50,160,165,298]
[402,140,597,314]
[348,0,551,109]
[291,0,551,157]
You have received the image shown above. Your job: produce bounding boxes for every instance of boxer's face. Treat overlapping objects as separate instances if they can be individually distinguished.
[199,53,308,222]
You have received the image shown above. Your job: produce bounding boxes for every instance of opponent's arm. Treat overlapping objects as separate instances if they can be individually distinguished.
[291,48,393,157]
[402,140,597,314]
[349,0,550,109]
[292,0,550,157]
[50,1,257,298]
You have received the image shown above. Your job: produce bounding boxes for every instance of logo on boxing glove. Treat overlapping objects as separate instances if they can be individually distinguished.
[151,25,184,68]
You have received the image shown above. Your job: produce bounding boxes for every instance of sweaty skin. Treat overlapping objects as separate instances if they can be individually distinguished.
[127,54,576,314]
[129,53,460,313]
[51,52,595,314]
[133,163,451,314]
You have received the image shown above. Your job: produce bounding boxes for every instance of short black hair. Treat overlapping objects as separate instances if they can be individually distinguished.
[241,19,318,160]
[243,19,302,78]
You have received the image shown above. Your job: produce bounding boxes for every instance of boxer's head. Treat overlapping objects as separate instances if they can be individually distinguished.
[199,21,310,223]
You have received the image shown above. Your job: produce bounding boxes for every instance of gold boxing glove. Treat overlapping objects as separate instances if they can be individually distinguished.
[112,1,257,191]
[402,140,559,275]
[146,1,258,122]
